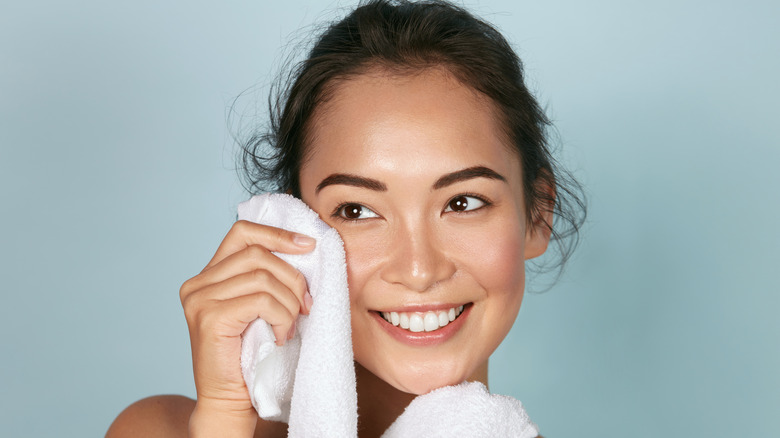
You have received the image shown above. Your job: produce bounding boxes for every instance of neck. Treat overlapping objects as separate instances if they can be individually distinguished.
[355,362,415,438]
[354,360,489,438]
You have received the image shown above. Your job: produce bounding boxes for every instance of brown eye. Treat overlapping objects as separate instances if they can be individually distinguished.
[444,195,486,213]
[449,196,469,212]
[343,204,363,219]
[337,203,379,220]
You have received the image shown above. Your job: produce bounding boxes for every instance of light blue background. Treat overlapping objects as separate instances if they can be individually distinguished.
[2,1,778,436]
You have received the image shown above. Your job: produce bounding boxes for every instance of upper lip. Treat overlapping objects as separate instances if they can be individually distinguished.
[372,302,470,313]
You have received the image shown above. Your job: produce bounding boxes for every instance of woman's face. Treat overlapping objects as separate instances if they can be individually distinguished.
[299,68,550,394]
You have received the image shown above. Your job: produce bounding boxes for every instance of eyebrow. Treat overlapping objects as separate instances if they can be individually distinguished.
[315,165,506,194]
[432,166,507,189]
[315,173,387,194]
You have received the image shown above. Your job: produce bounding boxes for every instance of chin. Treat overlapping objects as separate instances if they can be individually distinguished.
[395,377,462,395]
[381,359,481,395]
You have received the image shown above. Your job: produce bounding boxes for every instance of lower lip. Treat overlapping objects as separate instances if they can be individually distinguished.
[372,304,472,347]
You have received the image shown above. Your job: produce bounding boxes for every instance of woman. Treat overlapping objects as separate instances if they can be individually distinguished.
[108,0,585,436]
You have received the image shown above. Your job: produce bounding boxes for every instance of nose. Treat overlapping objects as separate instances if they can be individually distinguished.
[380,220,456,292]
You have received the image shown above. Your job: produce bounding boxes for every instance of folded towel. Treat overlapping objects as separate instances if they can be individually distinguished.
[238,193,357,437]
[382,381,539,438]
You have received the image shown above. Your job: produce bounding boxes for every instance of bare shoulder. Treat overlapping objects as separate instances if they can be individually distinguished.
[106,394,195,438]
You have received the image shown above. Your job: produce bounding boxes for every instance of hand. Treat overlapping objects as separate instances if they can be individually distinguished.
[180,220,315,436]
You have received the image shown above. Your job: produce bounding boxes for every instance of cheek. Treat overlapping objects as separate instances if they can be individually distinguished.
[486,235,526,323]
[462,221,527,351]
[487,245,525,298]
[456,219,526,297]
[338,230,386,304]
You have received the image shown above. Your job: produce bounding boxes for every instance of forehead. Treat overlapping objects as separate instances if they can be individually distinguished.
[301,68,521,187]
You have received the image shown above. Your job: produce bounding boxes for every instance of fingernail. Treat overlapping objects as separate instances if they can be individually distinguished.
[293,233,315,247]
[287,321,296,340]
[304,291,313,313]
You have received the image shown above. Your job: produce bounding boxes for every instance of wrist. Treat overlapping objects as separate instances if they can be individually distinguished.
[189,398,257,438]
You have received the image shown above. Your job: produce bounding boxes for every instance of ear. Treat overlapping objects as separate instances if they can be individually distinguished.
[524,178,555,260]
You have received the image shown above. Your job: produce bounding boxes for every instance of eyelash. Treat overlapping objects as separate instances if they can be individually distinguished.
[443,193,492,214]
[331,202,380,222]
[331,193,492,222]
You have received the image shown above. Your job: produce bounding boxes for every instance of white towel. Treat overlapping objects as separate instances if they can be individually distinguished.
[382,381,539,438]
[238,193,357,437]
[238,193,538,438]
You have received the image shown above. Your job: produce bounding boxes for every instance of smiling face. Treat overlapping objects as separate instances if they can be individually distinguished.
[298,68,550,394]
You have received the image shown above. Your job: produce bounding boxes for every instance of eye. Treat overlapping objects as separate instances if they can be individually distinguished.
[335,203,379,220]
[444,195,487,213]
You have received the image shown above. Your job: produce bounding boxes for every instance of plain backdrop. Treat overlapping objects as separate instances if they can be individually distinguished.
[2,0,778,436]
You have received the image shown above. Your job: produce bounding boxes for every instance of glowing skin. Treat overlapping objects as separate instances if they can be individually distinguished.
[299,68,551,395]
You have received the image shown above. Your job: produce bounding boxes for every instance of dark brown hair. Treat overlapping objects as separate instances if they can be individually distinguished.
[239,0,586,278]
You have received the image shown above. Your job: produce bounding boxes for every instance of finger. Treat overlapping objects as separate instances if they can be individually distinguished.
[186,269,303,323]
[204,292,295,345]
[205,221,316,270]
[185,245,309,312]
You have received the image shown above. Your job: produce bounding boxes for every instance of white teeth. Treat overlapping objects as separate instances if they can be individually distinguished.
[380,305,467,333]
[423,312,439,332]
[438,311,449,327]
[409,314,425,332]
[399,313,410,329]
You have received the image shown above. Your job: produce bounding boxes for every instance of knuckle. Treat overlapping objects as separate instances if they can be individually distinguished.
[255,293,288,318]
[180,292,200,318]
[231,220,252,235]
[179,278,195,302]
[253,292,275,314]
[245,244,267,260]
[255,292,270,307]
[294,270,308,294]
[251,268,273,285]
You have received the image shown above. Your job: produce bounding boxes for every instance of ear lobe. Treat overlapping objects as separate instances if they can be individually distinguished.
[524,179,555,260]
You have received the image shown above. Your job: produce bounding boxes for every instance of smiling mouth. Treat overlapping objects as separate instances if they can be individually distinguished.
[378,305,467,333]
